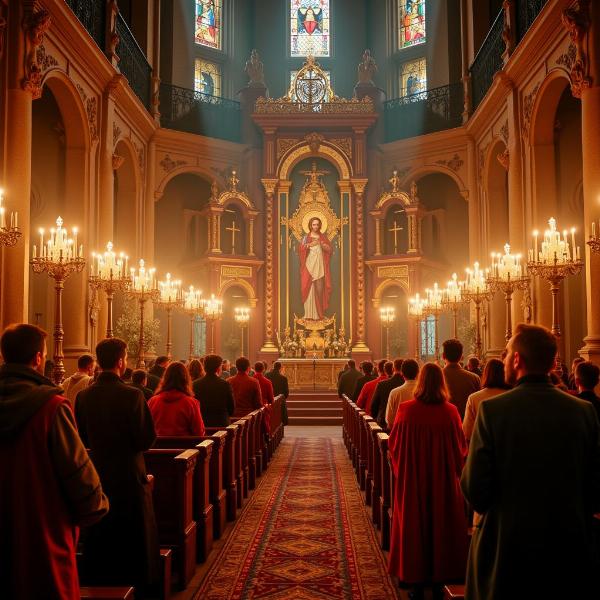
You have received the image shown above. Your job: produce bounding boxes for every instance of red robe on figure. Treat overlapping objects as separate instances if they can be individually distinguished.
[298,232,332,318]
[356,374,387,415]
[388,399,468,585]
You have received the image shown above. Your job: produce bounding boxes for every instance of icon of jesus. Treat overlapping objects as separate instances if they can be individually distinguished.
[299,217,332,320]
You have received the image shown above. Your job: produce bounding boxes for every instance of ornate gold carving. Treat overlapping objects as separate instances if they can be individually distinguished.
[113,122,122,146]
[377,265,409,279]
[22,8,51,99]
[255,95,374,114]
[556,43,577,72]
[562,0,592,98]
[277,138,299,160]
[36,44,58,72]
[330,137,353,159]
[264,189,275,346]
[112,154,125,170]
[76,84,99,143]
[497,148,510,171]
[522,81,541,138]
[132,140,144,170]
[221,265,252,278]
[357,49,378,85]
[305,132,324,153]
[352,180,368,347]
[159,154,186,173]
[279,144,351,180]
[499,120,509,144]
[215,171,256,210]
[436,153,465,172]
[245,49,264,86]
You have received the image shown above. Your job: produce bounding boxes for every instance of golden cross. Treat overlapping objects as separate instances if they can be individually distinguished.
[389,220,404,254]
[300,161,330,184]
[226,220,241,253]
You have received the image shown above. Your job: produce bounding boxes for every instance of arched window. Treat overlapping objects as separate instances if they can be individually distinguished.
[398,0,426,49]
[399,58,427,98]
[195,0,222,50]
[195,59,221,96]
[290,0,330,57]
[420,315,435,358]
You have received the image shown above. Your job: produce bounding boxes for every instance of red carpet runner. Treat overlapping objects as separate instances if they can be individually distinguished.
[195,437,398,599]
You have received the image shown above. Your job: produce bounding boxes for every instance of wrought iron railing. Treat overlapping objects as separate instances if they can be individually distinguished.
[115,14,152,110]
[469,9,505,112]
[159,83,242,143]
[516,0,550,42]
[383,83,463,142]
[64,0,106,50]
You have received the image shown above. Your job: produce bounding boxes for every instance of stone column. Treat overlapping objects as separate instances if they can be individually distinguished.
[564,1,600,361]
[373,216,382,256]
[260,179,278,354]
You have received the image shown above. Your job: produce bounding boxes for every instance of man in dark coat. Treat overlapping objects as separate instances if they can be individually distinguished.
[370,358,404,428]
[146,355,169,392]
[575,360,600,421]
[461,324,600,600]
[193,354,235,427]
[76,338,160,596]
[442,338,480,419]
[0,324,109,600]
[266,361,290,425]
[351,361,376,403]
[337,359,362,399]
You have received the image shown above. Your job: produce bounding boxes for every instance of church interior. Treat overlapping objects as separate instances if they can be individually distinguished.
[1,0,600,599]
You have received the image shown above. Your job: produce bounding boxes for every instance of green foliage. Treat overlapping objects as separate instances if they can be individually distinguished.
[114,299,161,358]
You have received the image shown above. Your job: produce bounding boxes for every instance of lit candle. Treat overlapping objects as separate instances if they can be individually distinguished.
[571,228,576,258]
[593,222,597,239]
[533,230,538,263]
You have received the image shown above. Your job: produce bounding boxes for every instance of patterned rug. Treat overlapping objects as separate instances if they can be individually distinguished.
[195,437,398,599]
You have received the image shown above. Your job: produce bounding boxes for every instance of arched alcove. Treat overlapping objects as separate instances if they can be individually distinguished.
[379,284,408,358]
[221,203,247,255]
[113,139,140,257]
[220,284,251,360]
[383,203,409,255]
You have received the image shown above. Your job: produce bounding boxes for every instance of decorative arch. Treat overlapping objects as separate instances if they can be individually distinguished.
[278,141,352,181]
[218,278,258,308]
[216,190,257,215]
[374,190,412,211]
[155,164,219,200]
[399,164,468,199]
[530,70,571,147]
[372,278,409,308]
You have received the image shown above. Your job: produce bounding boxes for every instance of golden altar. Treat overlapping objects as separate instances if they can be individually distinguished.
[279,358,348,392]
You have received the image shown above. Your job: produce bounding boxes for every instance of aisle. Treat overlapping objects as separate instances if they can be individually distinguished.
[193,429,398,600]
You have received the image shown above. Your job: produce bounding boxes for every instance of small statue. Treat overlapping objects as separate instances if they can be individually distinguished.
[229,170,240,192]
[410,180,419,203]
[245,49,265,87]
[389,169,400,193]
[357,49,378,85]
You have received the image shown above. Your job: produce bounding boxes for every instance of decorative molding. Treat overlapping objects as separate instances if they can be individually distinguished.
[36,44,58,72]
[556,42,577,72]
[305,132,324,154]
[561,0,592,98]
[499,120,509,144]
[21,8,51,99]
[221,265,253,279]
[330,137,353,159]
[112,154,125,170]
[377,265,409,279]
[521,81,541,138]
[497,148,510,171]
[435,153,464,172]
[76,84,99,143]
[159,154,187,173]
[112,122,122,146]
[132,140,145,171]
[276,138,299,160]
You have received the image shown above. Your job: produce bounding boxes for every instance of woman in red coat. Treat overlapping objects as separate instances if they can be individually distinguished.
[149,362,205,436]
[388,362,468,600]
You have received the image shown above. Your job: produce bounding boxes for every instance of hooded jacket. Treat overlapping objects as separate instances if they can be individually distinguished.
[148,389,205,436]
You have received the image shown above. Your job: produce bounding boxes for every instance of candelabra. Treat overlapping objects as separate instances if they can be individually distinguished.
[156,273,183,360]
[234,306,250,357]
[408,293,426,361]
[30,217,85,384]
[424,283,444,362]
[204,294,223,354]
[379,306,396,359]
[442,273,467,339]
[0,189,21,247]
[587,220,600,254]
[182,285,204,361]
[488,244,530,343]
[128,259,160,368]
[528,218,583,353]
[89,242,130,339]
[461,262,493,360]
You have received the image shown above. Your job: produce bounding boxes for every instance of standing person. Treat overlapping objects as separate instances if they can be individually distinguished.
[228,357,264,418]
[146,355,169,393]
[188,358,204,382]
[337,359,362,400]
[388,363,468,599]
[75,338,160,596]
[266,361,290,426]
[461,324,600,600]
[569,356,585,390]
[357,359,389,414]
[466,356,482,377]
[371,358,405,428]
[149,362,205,436]
[462,358,511,442]
[352,361,376,403]
[193,354,235,427]
[442,339,480,420]
[253,362,274,405]
[62,353,95,406]
[131,369,153,401]
[0,324,109,600]
[220,359,231,380]
[385,359,420,429]
[575,360,600,421]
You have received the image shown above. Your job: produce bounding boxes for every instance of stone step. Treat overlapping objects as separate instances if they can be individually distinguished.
[287,399,342,409]
[288,416,343,426]
[287,407,342,417]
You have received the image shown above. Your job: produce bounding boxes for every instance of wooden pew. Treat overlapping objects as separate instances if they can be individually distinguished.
[359,412,374,491]
[206,424,238,522]
[444,585,465,599]
[241,412,258,490]
[231,418,249,504]
[369,421,383,526]
[144,449,198,589]
[79,588,135,599]
[365,420,382,507]
[377,432,391,550]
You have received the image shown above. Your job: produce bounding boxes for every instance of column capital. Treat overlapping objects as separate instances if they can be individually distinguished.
[351,178,368,195]
[21,6,51,99]
[261,178,278,196]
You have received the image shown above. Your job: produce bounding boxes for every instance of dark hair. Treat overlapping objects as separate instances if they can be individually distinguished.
[96,338,127,370]
[442,338,463,363]
[414,362,448,405]
[377,359,387,374]
[347,359,356,369]
[511,324,557,374]
[204,354,223,375]
[392,358,404,372]
[236,356,250,373]
[0,324,47,365]
[467,356,480,368]
[575,361,600,390]
[383,361,394,377]
[132,369,147,385]
[157,361,193,396]
[255,361,265,373]
[273,361,282,371]
[78,354,95,370]
[122,367,133,382]
[309,217,322,229]
[362,361,374,374]
[188,359,204,381]
[155,355,169,367]
[401,359,419,380]
[481,358,510,389]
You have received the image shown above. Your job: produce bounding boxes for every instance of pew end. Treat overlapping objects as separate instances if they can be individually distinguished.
[444,584,465,599]
[79,587,135,599]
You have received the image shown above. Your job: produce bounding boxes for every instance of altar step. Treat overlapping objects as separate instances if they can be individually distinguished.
[286,392,343,426]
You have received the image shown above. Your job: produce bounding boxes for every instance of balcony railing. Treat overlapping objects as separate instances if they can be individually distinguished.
[469,9,505,112]
[383,83,463,142]
[517,0,550,42]
[64,0,106,50]
[159,84,242,143]
[115,14,152,110]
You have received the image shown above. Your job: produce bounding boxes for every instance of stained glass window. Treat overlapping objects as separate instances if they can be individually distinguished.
[290,0,330,57]
[399,0,426,49]
[289,69,331,101]
[195,0,222,50]
[400,58,427,98]
[194,59,221,97]
[420,315,435,358]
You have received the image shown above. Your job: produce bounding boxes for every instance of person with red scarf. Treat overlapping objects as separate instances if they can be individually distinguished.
[357,359,389,415]
[299,217,332,320]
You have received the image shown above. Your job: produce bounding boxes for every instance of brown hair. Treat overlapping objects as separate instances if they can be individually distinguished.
[0,323,46,365]
[157,361,193,396]
[511,323,557,374]
[575,361,600,390]
[383,361,394,376]
[442,338,463,363]
[204,354,223,375]
[481,358,511,389]
[96,337,127,370]
[188,358,204,381]
[414,362,449,405]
